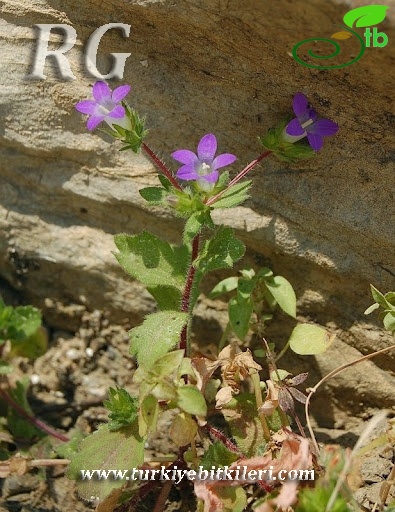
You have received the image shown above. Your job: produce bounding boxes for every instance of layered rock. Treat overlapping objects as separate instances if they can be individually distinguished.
[0,0,394,427]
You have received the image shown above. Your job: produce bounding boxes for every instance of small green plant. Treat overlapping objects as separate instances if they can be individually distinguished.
[0,298,46,370]
[365,285,395,334]
[64,82,347,511]
[0,298,54,453]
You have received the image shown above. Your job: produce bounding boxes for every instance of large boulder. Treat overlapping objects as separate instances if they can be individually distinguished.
[0,0,394,428]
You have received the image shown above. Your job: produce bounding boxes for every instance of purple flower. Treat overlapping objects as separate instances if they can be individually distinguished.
[75,81,132,131]
[285,93,339,151]
[172,133,236,190]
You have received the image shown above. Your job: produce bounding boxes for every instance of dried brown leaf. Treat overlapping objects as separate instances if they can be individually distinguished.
[278,387,295,413]
[288,387,307,404]
[194,435,313,511]
[215,386,233,408]
[288,372,308,386]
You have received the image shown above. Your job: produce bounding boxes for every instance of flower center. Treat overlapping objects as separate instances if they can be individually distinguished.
[98,100,115,115]
[301,118,314,129]
[198,162,212,176]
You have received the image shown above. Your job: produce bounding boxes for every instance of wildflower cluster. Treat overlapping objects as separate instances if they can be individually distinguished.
[69,81,341,512]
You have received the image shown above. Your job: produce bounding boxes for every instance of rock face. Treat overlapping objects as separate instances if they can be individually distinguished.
[0,0,394,428]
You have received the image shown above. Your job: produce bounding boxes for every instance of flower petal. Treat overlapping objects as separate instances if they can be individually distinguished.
[92,81,112,103]
[172,149,198,165]
[201,169,219,183]
[112,84,131,103]
[286,118,305,136]
[307,108,318,122]
[197,133,217,162]
[293,93,308,117]
[107,105,126,118]
[306,132,324,151]
[211,153,236,170]
[307,118,339,136]
[75,100,98,114]
[87,115,105,131]
[176,164,199,181]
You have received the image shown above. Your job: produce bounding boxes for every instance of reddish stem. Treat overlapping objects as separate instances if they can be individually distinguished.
[153,480,172,512]
[116,448,188,512]
[206,150,272,206]
[179,234,200,354]
[142,142,182,190]
[0,387,69,443]
[205,424,244,457]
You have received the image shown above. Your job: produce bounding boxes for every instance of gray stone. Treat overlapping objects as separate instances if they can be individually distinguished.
[0,0,394,427]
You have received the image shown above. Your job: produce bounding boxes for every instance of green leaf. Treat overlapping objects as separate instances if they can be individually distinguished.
[383,312,395,333]
[129,311,188,368]
[9,326,48,360]
[177,385,207,416]
[169,413,197,446]
[370,284,391,309]
[213,170,230,190]
[0,302,42,347]
[158,174,173,190]
[215,487,247,512]
[195,227,245,274]
[237,278,257,301]
[297,480,350,512]
[222,393,266,457]
[257,267,273,278]
[7,380,44,441]
[211,181,252,209]
[270,369,291,381]
[178,357,196,380]
[10,305,41,339]
[139,186,169,205]
[201,442,239,470]
[146,286,182,311]
[209,277,239,299]
[384,292,395,305]
[264,275,297,318]
[103,387,138,431]
[68,423,144,502]
[55,430,85,459]
[229,296,253,340]
[343,5,388,28]
[183,209,214,245]
[151,380,177,401]
[117,106,148,153]
[151,349,185,377]
[289,324,335,355]
[139,394,159,436]
[241,268,257,279]
[114,232,189,299]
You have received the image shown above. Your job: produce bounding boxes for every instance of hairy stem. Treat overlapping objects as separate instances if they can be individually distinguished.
[218,322,232,352]
[206,150,272,206]
[250,371,271,443]
[205,424,243,456]
[142,142,182,190]
[117,448,189,512]
[278,408,290,428]
[261,337,293,430]
[274,339,290,362]
[179,234,200,355]
[153,480,172,512]
[0,387,69,442]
